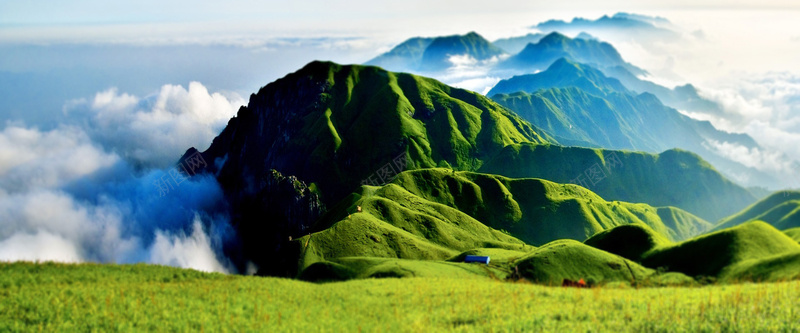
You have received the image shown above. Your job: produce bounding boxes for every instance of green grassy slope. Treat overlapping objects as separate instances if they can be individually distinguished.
[298,257,509,282]
[479,143,753,221]
[513,239,670,285]
[714,191,800,231]
[287,168,710,279]
[391,168,709,243]
[785,227,800,243]
[584,223,671,262]
[289,180,529,275]
[4,263,800,332]
[641,221,800,279]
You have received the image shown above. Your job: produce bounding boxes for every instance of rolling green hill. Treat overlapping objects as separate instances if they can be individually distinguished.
[479,143,755,221]
[714,191,800,231]
[390,169,709,243]
[785,227,800,243]
[512,239,671,285]
[584,223,671,262]
[641,221,800,280]
[288,168,710,278]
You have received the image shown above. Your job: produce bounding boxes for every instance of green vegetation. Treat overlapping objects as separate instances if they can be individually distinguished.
[391,169,708,243]
[584,223,670,262]
[479,143,753,221]
[3,262,800,332]
[641,221,800,281]
[714,191,800,231]
[290,168,710,279]
[512,239,690,286]
[785,227,800,243]
[490,58,778,190]
[200,61,549,207]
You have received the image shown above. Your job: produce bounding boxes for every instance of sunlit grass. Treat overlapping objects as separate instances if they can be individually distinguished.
[2,262,799,331]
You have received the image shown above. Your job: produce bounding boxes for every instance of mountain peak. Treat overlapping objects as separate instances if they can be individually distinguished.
[489,58,628,97]
[537,31,570,45]
[419,31,505,71]
[501,31,636,74]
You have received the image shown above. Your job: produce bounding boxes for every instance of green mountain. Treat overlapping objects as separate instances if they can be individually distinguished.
[713,191,800,231]
[187,61,548,272]
[489,59,778,189]
[479,143,756,221]
[492,33,545,54]
[492,58,630,97]
[198,61,548,206]
[600,65,724,115]
[366,32,505,73]
[187,60,755,275]
[420,32,506,72]
[498,32,645,76]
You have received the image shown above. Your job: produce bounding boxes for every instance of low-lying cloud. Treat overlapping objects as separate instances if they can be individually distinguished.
[0,82,243,273]
[66,82,244,169]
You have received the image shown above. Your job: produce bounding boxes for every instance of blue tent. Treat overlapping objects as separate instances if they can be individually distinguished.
[464,255,490,265]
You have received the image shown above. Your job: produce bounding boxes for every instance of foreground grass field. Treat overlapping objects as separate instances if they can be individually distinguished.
[2,263,799,332]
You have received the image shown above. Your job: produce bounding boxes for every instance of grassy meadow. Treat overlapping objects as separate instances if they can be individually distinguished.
[2,262,799,332]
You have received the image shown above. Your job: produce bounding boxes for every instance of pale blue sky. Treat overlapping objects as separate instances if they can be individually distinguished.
[2,1,798,43]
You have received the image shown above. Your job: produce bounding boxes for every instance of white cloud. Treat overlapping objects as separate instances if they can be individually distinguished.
[0,189,136,263]
[149,217,229,273]
[67,82,244,168]
[436,54,510,95]
[0,125,119,192]
[0,231,82,263]
[703,139,796,175]
[691,73,800,167]
[0,82,239,272]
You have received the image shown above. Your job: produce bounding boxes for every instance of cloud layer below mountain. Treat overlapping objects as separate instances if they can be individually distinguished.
[0,82,243,273]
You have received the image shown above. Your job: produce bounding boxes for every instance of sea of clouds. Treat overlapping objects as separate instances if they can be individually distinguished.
[0,82,244,273]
